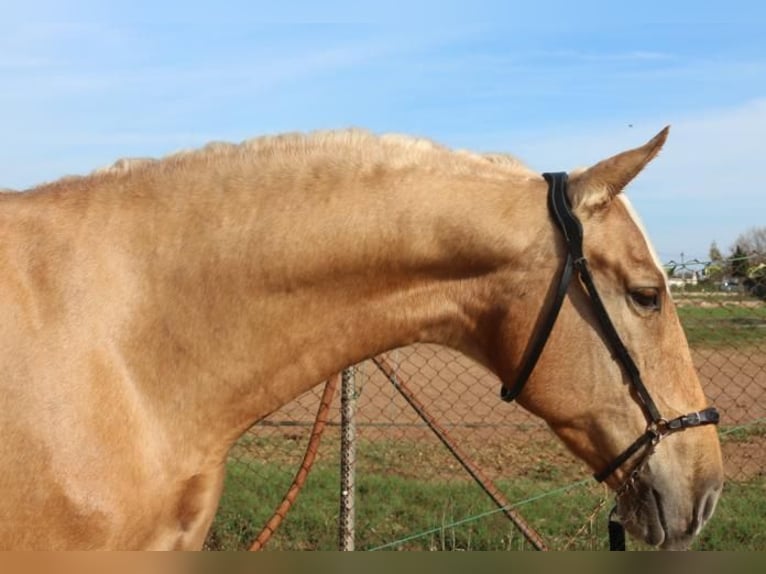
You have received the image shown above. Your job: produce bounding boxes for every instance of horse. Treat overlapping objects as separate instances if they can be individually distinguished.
[0,127,723,550]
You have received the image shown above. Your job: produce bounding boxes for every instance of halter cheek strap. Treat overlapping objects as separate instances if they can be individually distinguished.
[499,172,720,549]
[499,174,575,403]
[500,172,720,524]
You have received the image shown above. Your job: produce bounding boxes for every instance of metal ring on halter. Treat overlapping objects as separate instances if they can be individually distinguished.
[497,172,721,550]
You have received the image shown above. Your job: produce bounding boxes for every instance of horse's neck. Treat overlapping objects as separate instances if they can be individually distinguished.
[105,165,547,449]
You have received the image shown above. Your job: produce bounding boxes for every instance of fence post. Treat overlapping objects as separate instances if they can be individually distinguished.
[339,366,357,550]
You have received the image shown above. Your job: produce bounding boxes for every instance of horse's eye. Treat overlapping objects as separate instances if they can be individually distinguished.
[629,287,661,311]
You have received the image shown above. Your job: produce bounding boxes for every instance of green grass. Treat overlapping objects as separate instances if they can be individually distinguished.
[677,303,766,348]
[695,481,766,551]
[206,459,766,551]
[721,421,766,442]
[205,297,766,551]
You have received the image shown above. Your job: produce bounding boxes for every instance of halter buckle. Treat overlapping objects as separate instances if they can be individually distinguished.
[671,411,700,430]
[662,408,720,433]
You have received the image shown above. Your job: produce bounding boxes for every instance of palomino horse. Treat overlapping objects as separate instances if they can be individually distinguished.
[0,128,722,550]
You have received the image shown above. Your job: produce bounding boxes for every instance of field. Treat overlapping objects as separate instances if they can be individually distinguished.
[209,458,765,551]
[206,293,766,551]
[676,294,766,348]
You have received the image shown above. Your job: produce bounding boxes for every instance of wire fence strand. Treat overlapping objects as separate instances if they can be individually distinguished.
[367,479,593,551]
[206,256,766,550]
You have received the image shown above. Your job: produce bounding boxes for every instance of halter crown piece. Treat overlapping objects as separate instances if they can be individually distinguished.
[500,172,720,550]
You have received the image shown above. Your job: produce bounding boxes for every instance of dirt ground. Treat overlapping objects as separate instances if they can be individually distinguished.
[248,343,765,482]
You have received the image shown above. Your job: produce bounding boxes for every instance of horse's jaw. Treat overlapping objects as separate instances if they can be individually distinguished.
[615,459,723,550]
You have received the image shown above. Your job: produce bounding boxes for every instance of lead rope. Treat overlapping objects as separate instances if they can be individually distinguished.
[249,374,339,551]
[608,507,626,551]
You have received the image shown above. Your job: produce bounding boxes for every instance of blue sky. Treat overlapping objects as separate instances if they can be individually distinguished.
[2,2,765,262]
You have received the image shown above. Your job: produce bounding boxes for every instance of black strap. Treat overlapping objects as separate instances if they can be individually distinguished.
[546,173,584,260]
[500,174,576,402]
[593,407,720,483]
[608,507,626,551]
[572,267,663,422]
[594,430,656,483]
[501,171,721,501]
[665,407,720,430]
[501,253,574,402]
[545,172,663,424]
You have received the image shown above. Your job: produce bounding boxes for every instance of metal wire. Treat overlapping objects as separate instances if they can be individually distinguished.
[373,355,549,551]
[367,479,591,551]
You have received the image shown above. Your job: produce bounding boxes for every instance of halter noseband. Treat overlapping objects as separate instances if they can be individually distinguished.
[500,172,719,547]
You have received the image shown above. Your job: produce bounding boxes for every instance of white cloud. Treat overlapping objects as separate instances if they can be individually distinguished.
[491,98,766,200]
[454,99,766,261]
[644,99,766,199]
[1,14,762,262]
[0,24,462,187]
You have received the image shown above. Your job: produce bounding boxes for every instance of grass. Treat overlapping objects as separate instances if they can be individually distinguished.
[206,296,766,551]
[695,480,766,551]
[206,454,766,551]
[720,421,766,442]
[676,300,766,348]
[207,459,603,551]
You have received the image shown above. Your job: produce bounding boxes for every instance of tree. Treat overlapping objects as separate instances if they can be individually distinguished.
[709,241,723,263]
[743,264,766,301]
[729,245,749,278]
[705,242,725,282]
[705,262,724,283]
[732,226,766,265]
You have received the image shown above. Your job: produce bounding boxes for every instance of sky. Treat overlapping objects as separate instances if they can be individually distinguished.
[2,1,765,263]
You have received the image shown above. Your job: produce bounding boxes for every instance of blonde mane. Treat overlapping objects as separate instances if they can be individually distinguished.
[0,126,724,550]
[54,129,536,189]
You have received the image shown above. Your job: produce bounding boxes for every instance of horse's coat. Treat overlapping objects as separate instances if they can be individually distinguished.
[0,128,722,549]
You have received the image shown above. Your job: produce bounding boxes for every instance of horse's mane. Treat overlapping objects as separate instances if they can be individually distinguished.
[31,130,536,192]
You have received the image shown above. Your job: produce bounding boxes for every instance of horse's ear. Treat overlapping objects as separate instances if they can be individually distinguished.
[568,126,669,216]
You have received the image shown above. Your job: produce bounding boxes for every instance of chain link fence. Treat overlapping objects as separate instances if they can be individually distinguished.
[205,258,766,551]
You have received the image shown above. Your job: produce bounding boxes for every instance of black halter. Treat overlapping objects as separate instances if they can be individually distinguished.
[500,172,719,548]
